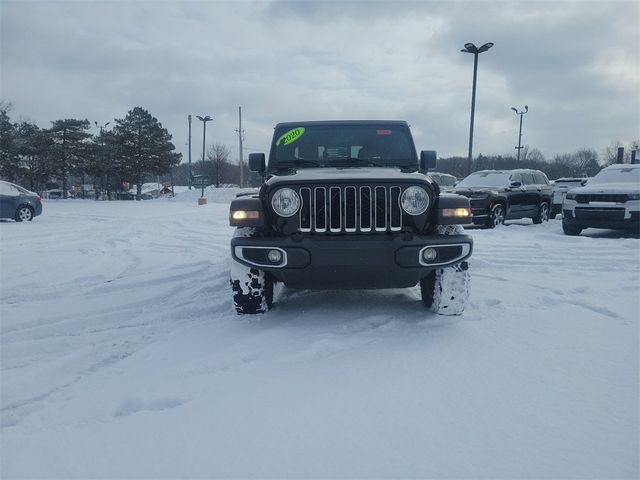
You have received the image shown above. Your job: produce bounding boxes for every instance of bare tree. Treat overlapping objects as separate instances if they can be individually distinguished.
[206,142,232,187]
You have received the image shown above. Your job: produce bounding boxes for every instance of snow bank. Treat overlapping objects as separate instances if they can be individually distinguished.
[168,186,258,204]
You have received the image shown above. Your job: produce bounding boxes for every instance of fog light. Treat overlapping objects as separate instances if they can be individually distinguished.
[422,247,437,262]
[267,249,283,263]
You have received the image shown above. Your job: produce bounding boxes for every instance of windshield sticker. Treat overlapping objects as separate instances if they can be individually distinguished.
[276,127,305,146]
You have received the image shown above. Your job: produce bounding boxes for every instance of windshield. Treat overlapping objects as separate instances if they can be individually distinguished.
[269,124,417,169]
[457,172,510,188]
[591,167,640,184]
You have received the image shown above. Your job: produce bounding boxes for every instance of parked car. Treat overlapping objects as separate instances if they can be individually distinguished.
[0,180,43,222]
[561,164,640,235]
[454,169,553,228]
[427,172,457,192]
[550,177,588,216]
[42,188,63,199]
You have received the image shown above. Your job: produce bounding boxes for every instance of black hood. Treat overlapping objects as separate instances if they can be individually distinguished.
[454,186,501,196]
[265,167,435,188]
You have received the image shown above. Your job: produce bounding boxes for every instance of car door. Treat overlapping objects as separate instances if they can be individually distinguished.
[534,172,552,206]
[505,173,526,216]
[520,172,538,214]
[0,182,20,219]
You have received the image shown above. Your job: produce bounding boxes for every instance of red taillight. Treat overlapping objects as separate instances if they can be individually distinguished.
[36,195,42,202]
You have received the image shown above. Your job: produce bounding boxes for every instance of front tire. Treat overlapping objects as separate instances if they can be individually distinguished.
[533,202,550,224]
[485,203,505,229]
[15,205,34,222]
[562,222,582,236]
[420,225,471,315]
[230,228,274,315]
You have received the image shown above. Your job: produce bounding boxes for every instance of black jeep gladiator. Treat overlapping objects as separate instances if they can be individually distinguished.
[229,120,473,315]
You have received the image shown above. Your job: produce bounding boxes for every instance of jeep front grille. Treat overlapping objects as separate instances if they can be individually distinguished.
[298,185,403,233]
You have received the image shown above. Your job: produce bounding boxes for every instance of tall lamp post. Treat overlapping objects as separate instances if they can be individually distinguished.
[94,121,110,200]
[511,105,528,161]
[196,115,213,198]
[188,114,192,190]
[461,42,494,176]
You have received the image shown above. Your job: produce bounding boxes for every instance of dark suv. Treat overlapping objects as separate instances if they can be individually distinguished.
[454,169,552,228]
[229,120,473,316]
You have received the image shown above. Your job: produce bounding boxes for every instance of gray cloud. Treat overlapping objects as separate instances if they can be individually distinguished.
[1,0,638,164]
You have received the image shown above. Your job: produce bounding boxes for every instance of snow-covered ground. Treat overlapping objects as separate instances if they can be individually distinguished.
[1,195,638,479]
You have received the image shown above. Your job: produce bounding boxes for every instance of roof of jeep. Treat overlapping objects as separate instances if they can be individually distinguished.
[274,120,410,128]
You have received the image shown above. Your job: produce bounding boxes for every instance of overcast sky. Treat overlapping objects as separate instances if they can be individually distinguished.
[1,0,638,163]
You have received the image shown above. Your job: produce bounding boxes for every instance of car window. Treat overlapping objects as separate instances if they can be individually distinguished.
[439,175,456,187]
[0,182,20,196]
[520,173,535,185]
[509,173,522,184]
[533,173,548,185]
[457,172,511,188]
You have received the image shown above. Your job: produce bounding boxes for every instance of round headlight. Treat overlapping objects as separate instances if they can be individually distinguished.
[271,188,300,217]
[401,186,430,215]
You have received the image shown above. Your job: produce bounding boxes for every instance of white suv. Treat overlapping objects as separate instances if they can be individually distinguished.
[550,177,587,217]
[562,164,640,235]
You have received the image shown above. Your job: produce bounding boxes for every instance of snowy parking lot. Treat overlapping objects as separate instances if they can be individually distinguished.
[1,194,638,478]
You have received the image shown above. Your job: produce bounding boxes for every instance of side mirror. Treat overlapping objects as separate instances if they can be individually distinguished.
[420,150,437,171]
[249,153,266,173]
[509,181,522,188]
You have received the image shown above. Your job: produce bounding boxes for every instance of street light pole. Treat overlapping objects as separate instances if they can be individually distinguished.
[196,115,213,198]
[94,121,110,200]
[236,106,245,188]
[461,42,494,176]
[188,115,192,190]
[511,106,528,161]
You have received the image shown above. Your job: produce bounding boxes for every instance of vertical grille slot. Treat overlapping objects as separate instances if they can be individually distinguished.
[329,187,342,232]
[359,186,372,232]
[374,186,387,231]
[299,187,311,232]
[314,187,327,232]
[389,186,401,231]
[345,187,357,232]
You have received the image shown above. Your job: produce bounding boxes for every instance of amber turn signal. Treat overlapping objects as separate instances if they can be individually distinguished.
[442,208,470,217]
[232,210,260,220]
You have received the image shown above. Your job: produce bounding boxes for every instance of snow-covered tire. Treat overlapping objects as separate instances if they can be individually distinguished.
[533,202,550,224]
[230,228,274,315]
[420,224,470,315]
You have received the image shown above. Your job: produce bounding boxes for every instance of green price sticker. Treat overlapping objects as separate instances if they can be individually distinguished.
[276,127,305,146]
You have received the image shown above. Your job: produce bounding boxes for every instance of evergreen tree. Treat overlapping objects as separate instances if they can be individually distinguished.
[47,119,91,198]
[112,107,181,200]
[0,106,21,181]
[15,121,53,191]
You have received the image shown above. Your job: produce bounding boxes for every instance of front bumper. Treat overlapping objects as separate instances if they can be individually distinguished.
[231,233,473,289]
[562,198,640,230]
[470,200,491,224]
